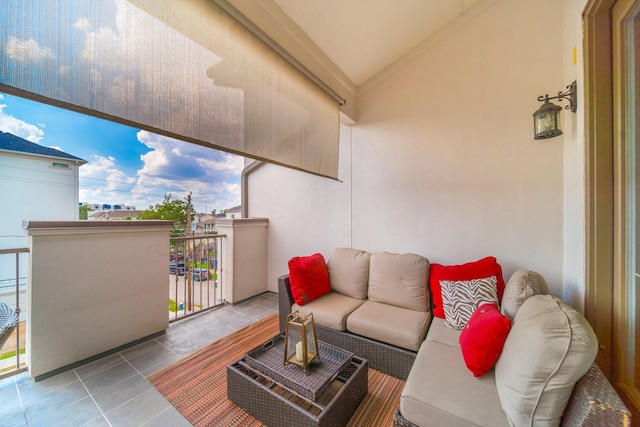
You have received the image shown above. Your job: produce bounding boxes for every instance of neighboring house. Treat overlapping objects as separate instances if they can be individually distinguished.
[189,211,236,234]
[80,202,136,212]
[195,213,215,223]
[88,210,143,220]
[199,217,217,234]
[193,213,216,234]
[0,131,86,305]
[224,205,241,219]
[0,131,87,249]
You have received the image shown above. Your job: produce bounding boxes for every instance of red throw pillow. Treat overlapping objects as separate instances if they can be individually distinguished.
[429,256,506,318]
[288,253,331,305]
[459,303,511,377]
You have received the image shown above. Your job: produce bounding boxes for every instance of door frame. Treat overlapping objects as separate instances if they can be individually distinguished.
[585,0,640,417]
[584,0,615,380]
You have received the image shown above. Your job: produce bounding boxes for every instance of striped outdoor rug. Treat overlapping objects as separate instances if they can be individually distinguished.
[148,313,405,426]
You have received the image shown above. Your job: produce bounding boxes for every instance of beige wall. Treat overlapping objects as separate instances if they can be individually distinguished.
[217,218,269,303]
[249,0,588,306]
[25,221,173,378]
[353,0,565,286]
[561,0,590,311]
[248,123,352,282]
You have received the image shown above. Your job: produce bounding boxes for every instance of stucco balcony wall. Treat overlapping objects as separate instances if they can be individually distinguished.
[216,218,269,304]
[24,220,174,379]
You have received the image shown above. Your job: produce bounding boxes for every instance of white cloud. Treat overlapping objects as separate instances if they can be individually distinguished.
[77,131,242,213]
[132,130,242,213]
[0,103,45,143]
[79,155,137,205]
[198,153,245,176]
[6,36,55,62]
[73,17,92,33]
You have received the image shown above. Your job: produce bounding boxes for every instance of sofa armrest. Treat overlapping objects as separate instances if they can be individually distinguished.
[278,274,295,333]
[561,362,631,426]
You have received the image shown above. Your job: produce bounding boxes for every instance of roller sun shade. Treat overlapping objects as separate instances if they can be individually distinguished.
[0,0,340,179]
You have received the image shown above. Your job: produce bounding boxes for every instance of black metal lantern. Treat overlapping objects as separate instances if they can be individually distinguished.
[533,81,577,140]
[283,311,319,375]
[533,99,563,139]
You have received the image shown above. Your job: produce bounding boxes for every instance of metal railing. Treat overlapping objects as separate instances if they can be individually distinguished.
[0,247,28,378]
[169,234,225,322]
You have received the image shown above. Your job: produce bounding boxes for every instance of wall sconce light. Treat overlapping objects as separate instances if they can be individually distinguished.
[533,80,577,140]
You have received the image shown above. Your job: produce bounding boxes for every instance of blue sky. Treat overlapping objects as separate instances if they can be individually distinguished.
[0,92,243,214]
[0,0,247,214]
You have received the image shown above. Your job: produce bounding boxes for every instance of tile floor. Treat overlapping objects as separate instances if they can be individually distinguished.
[0,292,279,427]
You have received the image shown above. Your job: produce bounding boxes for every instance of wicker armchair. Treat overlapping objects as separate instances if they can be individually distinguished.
[0,303,19,351]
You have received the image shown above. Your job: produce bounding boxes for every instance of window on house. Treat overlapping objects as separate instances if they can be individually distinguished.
[51,162,70,169]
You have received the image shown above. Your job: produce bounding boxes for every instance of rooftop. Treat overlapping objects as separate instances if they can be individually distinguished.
[0,131,86,164]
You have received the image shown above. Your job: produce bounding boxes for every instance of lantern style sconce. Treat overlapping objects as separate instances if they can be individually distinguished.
[533,81,577,140]
[283,311,319,375]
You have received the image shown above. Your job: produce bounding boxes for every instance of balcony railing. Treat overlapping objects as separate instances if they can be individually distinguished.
[0,247,28,378]
[169,234,225,322]
[14,219,265,379]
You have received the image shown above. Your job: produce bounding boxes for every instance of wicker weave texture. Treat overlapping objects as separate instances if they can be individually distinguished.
[393,408,418,427]
[279,275,418,380]
[0,303,18,350]
[561,362,631,426]
[244,334,353,401]
[228,356,368,427]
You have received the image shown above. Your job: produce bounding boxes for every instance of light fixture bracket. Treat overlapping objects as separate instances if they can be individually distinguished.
[537,80,577,113]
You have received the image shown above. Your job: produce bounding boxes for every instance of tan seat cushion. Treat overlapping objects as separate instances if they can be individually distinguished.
[495,294,598,427]
[500,269,549,320]
[368,252,430,311]
[426,317,462,348]
[400,339,510,427]
[327,248,371,300]
[292,292,364,331]
[346,300,430,351]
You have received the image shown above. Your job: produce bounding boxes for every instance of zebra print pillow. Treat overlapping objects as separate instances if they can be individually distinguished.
[440,276,499,329]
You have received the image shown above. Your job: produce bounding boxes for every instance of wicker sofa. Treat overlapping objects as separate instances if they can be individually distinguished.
[278,248,631,426]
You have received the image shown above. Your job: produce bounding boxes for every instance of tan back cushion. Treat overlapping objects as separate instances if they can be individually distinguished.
[327,248,371,299]
[495,295,598,426]
[501,269,549,320]
[368,252,430,311]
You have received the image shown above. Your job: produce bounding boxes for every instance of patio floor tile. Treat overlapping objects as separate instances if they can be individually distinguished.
[0,292,278,426]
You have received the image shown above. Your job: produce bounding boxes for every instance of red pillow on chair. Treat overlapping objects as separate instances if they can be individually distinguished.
[288,253,331,305]
[459,303,511,377]
[429,257,506,318]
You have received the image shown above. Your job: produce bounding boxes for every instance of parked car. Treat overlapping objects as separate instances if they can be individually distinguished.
[169,261,186,275]
[170,253,185,261]
[192,268,209,281]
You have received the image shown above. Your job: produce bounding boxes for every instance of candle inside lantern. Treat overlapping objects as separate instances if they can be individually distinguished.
[295,341,303,362]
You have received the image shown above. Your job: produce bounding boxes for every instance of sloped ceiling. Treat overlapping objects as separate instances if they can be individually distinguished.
[271,0,481,86]
[226,0,489,118]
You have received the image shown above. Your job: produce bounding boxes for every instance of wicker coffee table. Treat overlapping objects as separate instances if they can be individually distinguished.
[227,334,368,427]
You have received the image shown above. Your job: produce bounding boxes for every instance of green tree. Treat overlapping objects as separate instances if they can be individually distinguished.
[79,205,92,220]
[139,194,195,236]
